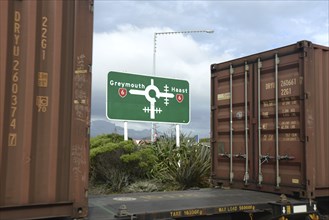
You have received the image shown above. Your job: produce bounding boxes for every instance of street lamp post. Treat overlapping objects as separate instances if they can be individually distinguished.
[151,29,214,144]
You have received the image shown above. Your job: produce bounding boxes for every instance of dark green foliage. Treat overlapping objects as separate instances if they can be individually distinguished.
[174,144,211,189]
[152,133,211,190]
[89,132,211,193]
[199,137,210,143]
[90,134,156,192]
[90,133,126,149]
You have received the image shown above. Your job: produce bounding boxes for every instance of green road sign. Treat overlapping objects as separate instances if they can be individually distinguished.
[107,71,190,124]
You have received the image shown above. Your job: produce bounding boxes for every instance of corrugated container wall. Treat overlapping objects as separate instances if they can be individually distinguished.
[211,41,329,201]
[0,0,93,219]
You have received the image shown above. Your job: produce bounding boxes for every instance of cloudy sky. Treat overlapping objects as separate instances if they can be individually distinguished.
[91,0,329,138]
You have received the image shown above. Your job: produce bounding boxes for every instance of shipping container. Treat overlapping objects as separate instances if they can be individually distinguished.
[0,0,93,219]
[210,41,329,213]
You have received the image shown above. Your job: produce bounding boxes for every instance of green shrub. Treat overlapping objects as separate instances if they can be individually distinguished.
[90,133,126,149]
[199,137,210,143]
[89,132,211,193]
[90,134,157,192]
[152,133,211,190]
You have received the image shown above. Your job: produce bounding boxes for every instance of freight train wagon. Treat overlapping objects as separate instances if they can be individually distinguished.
[0,0,93,219]
[88,188,320,220]
[86,41,327,220]
[210,40,329,215]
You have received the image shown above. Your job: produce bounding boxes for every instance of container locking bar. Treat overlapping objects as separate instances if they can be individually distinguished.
[219,153,246,159]
[229,64,234,184]
[260,154,295,164]
[235,153,246,159]
[275,54,281,188]
[218,152,246,159]
[257,58,263,186]
[219,153,232,159]
[244,62,249,185]
[278,154,295,161]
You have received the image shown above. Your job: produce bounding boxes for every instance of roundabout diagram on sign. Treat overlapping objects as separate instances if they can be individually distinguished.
[129,79,174,119]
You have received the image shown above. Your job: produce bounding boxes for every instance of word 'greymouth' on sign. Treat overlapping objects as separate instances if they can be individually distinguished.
[109,80,146,89]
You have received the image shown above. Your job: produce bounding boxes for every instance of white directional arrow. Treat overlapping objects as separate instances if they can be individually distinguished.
[129,89,146,96]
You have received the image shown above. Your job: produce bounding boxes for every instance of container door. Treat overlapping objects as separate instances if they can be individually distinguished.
[256,52,305,194]
[211,62,253,186]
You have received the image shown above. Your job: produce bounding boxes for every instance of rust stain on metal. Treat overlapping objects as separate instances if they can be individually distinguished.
[0,0,93,219]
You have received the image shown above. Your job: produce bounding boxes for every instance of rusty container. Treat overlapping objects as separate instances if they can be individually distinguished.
[0,0,93,219]
[211,41,329,201]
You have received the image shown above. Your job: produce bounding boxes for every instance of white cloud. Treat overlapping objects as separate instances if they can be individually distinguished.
[92,1,328,138]
[92,25,219,137]
[314,33,329,46]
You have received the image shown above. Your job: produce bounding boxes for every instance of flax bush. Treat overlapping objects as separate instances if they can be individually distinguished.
[152,133,211,189]
[89,132,211,193]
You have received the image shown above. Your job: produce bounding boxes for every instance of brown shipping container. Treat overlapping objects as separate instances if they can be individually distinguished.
[211,41,329,200]
[0,0,93,219]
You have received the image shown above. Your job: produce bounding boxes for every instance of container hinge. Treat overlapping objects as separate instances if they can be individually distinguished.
[301,135,309,142]
[211,64,217,72]
[303,51,308,57]
[299,49,308,58]
[88,64,92,74]
[89,0,94,13]
[230,65,234,75]
[304,92,309,99]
